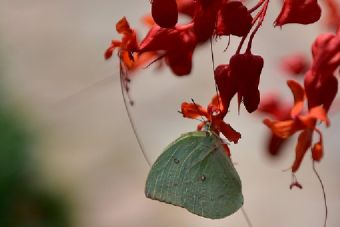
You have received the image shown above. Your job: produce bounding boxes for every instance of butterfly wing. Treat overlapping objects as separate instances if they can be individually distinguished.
[145,131,243,219]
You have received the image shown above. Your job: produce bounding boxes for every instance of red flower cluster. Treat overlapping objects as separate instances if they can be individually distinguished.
[105,0,339,187]
[264,80,329,173]
[262,25,339,186]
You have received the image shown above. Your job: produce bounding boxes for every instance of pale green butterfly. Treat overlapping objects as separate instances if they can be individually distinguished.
[145,130,243,219]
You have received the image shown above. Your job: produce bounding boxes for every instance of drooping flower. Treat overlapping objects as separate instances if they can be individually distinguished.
[263,80,330,173]
[193,0,221,42]
[215,51,264,113]
[304,27,340,112]
[216,1,253,37]
[274,0,321,26]
[151,0,178,28]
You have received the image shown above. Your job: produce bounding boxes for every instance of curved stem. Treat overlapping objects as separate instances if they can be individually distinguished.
[312,162,328,227]
[246,0,270,52]
[119,61,152,166]
[241,207,254,227]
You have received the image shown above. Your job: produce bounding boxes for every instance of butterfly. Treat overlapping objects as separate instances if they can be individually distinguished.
[145,130,243,219]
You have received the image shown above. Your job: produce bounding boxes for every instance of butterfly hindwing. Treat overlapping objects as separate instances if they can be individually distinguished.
[145,131,243,219]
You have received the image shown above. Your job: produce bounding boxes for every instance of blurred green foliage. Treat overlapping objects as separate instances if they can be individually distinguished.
[0,105,71,227]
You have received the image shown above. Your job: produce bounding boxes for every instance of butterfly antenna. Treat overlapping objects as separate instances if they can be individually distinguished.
[119,60,152,166]
[312,162,328,227]
[190,98,206,123]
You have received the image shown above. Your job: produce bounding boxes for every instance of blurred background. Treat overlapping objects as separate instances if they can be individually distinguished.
[0,0,339,227]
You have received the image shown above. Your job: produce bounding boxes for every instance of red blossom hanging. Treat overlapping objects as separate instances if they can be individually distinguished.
[105,0,340,194]
[274,0,322,26]
[151,0,178,28]
[216,1,253,37]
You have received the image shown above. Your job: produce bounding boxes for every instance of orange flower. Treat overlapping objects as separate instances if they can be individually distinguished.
[105,17,138,62]
[263,80,329,174]
[181,95,241,145]
[105,17,156,72]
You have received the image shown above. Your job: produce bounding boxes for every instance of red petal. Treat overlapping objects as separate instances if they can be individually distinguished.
[181,102,208,119]
[214,64,237,112]
[216,1,252,37]
[292,129,313,172]
[274,0,321,26]
[139,26,181,52]
[208,95,225,116]
[308,105,330,127]
[324,0,340,30]
[312,142,323,161]
[104,41,121,60]
[216,120,241,144]
[152,0,178,28]
[267,133,288,156]
[116,17,134,34]
[193,1,219,42]
[287,80,305,118]
[166,51,193,76]
[263,119,301,139]
[229,53,264,113]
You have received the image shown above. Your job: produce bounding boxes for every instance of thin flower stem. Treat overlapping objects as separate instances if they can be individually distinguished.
[210,37,216,72]
[246,0,270,52]
[241,207,254,227]
[119,61,152,166]
[312,162,328,227]
[248,0,266,14]
[236,7,262,54]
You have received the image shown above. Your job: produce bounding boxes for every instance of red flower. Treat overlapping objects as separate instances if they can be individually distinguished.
[181,95,241,145]
[304,28,340,112]
[216,1,253,37]
[104,17,156,72]
[193,0,221,42]
[274,0,321,26]
[263,80,329,173]
[258,94,292,156]
[151,0,178,28]
[324,0,340,30]
[105,17,138,59]
[215,52,264,113]
[230,52,264,113]
[139,24,197,76]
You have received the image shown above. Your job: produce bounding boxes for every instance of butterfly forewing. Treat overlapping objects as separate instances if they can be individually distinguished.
[145,131,243,219]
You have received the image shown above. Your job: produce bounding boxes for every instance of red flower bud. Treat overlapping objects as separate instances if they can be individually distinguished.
[274,0,321,26]
[230,53,264,113]
[152,0,178,28]
[214,64,237,112]
[216,1,252,37]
